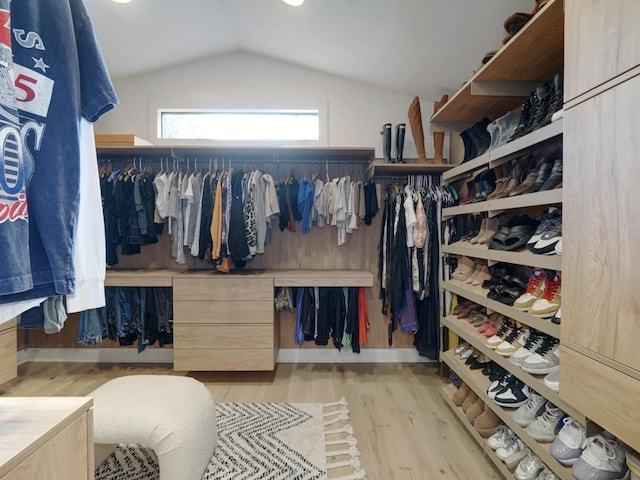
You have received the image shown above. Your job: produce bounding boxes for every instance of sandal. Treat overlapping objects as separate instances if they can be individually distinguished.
[502,223,538,251]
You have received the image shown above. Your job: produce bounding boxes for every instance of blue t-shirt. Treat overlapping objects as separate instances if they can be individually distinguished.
[0,0,33,295]
[0,0,118,302]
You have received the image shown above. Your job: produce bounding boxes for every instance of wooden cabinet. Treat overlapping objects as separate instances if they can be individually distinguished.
[0,397,94,480]
[0,318,17,385]
[564,0,640,102]
[562,61,640,450]
[172,271,277,371]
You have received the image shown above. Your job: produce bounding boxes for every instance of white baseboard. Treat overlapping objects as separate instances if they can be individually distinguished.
[17,347,435,365]
[277,348,435,363]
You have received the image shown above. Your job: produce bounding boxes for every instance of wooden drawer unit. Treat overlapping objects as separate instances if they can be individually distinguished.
[0,319,17,385]
[172,271,277,372]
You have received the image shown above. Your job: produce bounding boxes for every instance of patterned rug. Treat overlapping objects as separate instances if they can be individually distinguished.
[95,398,366,480]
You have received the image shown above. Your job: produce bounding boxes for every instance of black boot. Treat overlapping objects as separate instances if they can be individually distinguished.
[380,123,392,163]
[511,94,533,140]
[395,123,406,163]
[542,73,563,125]
[527,83,551,133]
[460,127,477,163]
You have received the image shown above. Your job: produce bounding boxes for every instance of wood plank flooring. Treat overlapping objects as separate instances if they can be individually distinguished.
[0,362,501,480]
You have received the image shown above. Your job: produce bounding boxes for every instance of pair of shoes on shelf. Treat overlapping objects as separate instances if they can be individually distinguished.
[511,74,564,140]
[572,433,629,480]
[527,208,562,254]
[452,256,476,281]
[489,215,540,252]
[470,217,499,244]
[513,268,561,318]
[465,261,491,287]
[487,273,529,306]
[488,370,530,408]
[463,169,497,204]
[522,153,563,195]
[509,329,560,375]
[460,117,492,163]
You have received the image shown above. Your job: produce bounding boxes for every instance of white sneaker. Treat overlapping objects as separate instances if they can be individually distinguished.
[497,433,526,460]
[544,369,560,392]
[526,402,565,442]
[488,425,512,450]
[510,329,544,366]
[514,453,545,480]
[521,337,560,374]
[513,391,547,427]
[572,435,629,480]
[551,417,586,466]
[514,269,545,311]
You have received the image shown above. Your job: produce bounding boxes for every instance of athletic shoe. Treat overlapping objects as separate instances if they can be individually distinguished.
[527,208,561,251]
[554,238,562,256]
[526,402,564,442]
[494,378,531,408]
[535,467,560,479]
[510,328,544,366]
[530,272,561,318]
[488,425,513,450]
[486,319,515,349]
[496,432,526,460]
[572,435,629,480]
[551,306,561,325]
[514,453,545,480]
[488,372,514,399]
[531,215,562,254]
[551,417,586,466]
[543,369,560,392]
[521,336,560,374]
[513,390,547,427]
[514,268,545,310]
[496,324,526,357]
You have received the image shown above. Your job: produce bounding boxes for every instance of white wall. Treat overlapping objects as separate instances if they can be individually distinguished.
[96,52,446,160]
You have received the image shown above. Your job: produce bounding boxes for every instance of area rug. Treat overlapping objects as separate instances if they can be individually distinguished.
[95,398,366,480]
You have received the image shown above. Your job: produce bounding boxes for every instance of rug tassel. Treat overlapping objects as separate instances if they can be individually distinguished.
[324,397,349,409]
[327,446,361,457]
[327,456,361,470]
[324,407,349,418]
[325,424,354,436]
[326,435,358,447]
[330,468,367,480]
[324,412,350,426]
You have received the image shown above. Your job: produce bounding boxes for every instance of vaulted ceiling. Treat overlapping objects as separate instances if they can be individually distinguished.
[84,0,535,101]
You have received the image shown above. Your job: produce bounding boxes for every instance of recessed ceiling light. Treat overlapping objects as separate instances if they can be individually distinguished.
[112,0,132,3]
[282,0,304,6]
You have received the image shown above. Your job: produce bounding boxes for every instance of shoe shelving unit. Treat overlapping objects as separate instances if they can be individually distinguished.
[430,0,564,131]
[434,1,572,478]
[438,383,515,480]
[443,350,574,480]
[366,159,455,177]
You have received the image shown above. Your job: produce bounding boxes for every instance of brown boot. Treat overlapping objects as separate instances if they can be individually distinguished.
[461,391,479,413]
[432,95,448,164]
[465,397,485,424]
[487,164,508,200]
[408,96,428,163]
[452,382,470,407]
[474,408,501,437]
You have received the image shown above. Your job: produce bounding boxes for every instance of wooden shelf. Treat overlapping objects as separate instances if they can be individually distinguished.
[443,120,564,183]
[97,145,375,163]
[366,159,455,178]
[105,269,177,287]
[442,350,577,480]
[431,0,564,128]
[442,279,560,338]
[270,269,374,287]
[442,189,562,217]
[442,242,562,271]
[439,384,513,480]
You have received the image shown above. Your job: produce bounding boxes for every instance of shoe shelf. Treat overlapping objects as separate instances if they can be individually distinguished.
[442,280,560,338]
[441,316,583,424]
[443,120,564,183]
[430,0,564,130]
[442,242,562,271]
[442,350,575,480]
[442,189,562,218]
[366,159,455,178]
[439,383,514,480]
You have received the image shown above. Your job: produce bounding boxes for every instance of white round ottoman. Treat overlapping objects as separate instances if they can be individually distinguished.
[89,375,217,480]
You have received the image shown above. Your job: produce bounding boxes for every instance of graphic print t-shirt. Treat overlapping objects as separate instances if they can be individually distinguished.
[0,0,118,301]
[0,0,33,295]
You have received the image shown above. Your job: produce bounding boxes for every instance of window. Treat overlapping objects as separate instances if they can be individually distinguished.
[158,109,320,142]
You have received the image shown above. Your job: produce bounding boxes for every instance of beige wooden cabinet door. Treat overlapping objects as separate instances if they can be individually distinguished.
[565,0,640,101]
[562,72,640,372]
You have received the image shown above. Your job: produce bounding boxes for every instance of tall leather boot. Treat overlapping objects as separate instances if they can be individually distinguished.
[395,124,406,163]
[433,94,448,163]
[407,96,428,163]
[380,123,392,163]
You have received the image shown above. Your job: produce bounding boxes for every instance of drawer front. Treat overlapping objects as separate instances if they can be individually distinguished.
[0,328,17,385]
[173,276,273,301]
[174,348,275,371]
[173,301,274,324]
[174,325,274,349]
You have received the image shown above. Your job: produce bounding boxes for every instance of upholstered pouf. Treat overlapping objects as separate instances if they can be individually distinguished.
[89,375,217,480]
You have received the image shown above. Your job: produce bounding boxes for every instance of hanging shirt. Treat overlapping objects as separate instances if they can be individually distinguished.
[297,178,314,234]
[404,186,417,248]
[0,0,118,304]
[312,178,324,227]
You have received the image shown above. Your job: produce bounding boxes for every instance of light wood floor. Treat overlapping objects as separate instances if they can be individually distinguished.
[1,362,501,480]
